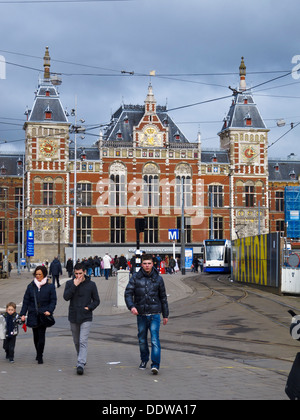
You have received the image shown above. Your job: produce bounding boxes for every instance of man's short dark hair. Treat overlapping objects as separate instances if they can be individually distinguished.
[74,262,86,271]
[141,254,153,262]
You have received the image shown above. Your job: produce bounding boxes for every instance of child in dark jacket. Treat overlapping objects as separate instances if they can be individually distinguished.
[0,302,23,363]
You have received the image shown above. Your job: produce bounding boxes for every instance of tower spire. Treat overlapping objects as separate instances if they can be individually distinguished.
[43,46,51,80]
[239,56,246,91]
[144,82,156,114]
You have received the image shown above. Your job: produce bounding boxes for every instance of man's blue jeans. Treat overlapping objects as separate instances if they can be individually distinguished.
[137,314,161,369]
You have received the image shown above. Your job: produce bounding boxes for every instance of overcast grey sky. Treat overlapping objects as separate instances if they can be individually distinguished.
[1,0,300,159]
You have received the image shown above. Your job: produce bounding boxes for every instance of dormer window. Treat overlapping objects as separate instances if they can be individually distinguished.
[245,113,252,126]
[174,131,180,141]
[45,89,50,97]
[289,169,296,180]
[44,105,52,120]
[117,130,122,139]
[0,164,7,175]
[211,154,217,163]
[274,163,279,172]
[80,149,86,161]
[123,115,129,124]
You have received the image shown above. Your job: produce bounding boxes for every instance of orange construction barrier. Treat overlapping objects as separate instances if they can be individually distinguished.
[160,261,166,274]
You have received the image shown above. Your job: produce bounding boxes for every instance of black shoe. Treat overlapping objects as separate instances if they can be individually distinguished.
[139,361,147,370]
[77,366,84,375]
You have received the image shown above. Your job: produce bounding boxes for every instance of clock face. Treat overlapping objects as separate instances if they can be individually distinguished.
[140,126,162,147]
[40,139,58,157]
[244,147,255,159]
[241,145,258,162]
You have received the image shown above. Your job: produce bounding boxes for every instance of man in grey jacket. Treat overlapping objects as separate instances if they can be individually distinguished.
[63,262,100,375]
[124,254,169,375]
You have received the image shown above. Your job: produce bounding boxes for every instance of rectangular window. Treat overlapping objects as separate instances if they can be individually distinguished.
[78,183,92,207]
[14,219,23,244]
[275,191,284,212]
[15,187,23,209]
[176,216,191,243]
[208,185,223,208]
[110,216,125,243]
[245,185,254,207]
[144,216,158,243]
[77,216,91,244]
[0,219,4,245]
[209,217,224,239]
[276,220,285,236]
[43,182,53,206]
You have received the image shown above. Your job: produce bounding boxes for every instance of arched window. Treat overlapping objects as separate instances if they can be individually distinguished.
[109,162,127,207]
[143,163,159,208]
[175,164,192,208]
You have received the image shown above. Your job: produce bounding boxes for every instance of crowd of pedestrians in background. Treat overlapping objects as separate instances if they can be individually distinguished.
[61,253,189,279]
[44,252,204,282]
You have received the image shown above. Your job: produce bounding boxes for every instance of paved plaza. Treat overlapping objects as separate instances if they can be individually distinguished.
[0,268,297,401]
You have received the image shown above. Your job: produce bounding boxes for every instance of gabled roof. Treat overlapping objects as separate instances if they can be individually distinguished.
[104,84,189,145]
[104,104,189,144]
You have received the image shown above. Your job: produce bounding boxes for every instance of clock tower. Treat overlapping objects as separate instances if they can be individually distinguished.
[23,47,70,262]
[133,83,168,147]
[218,57,270,239]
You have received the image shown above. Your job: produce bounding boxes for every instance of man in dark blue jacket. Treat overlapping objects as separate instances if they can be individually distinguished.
[49,256,62,288]
[63,262,100,375]
[124,254,169,375]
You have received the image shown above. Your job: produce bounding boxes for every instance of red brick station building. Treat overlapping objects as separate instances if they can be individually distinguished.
[0,49,298,266]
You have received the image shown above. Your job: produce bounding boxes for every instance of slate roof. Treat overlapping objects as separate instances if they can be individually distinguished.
[0,153,24,176]
[27,81,68,123]
[219,92,267,132]
[201,149,230,164]
[268,158,300,182]
[69,146,99,161]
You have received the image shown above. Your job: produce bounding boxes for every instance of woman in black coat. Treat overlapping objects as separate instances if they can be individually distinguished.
[20,265,57,364]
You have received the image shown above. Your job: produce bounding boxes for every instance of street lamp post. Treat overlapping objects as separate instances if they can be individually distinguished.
[17,155,25,273]
[180,177,185,275]
[70,97,85,265]
[3,187,8,273]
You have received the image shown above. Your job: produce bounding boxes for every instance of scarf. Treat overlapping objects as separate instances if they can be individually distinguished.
[34,277,47,290]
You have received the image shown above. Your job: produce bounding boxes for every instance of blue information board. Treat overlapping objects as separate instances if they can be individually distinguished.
[185,248,193,270]
[285,187,300,238]
[27,230,34,257]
